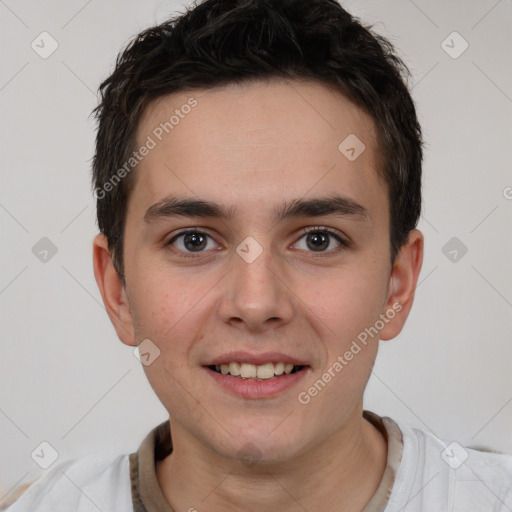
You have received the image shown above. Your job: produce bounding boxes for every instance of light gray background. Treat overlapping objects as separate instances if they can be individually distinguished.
[1,0,511,502]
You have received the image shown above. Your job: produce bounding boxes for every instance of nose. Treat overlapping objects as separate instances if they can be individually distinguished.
[218,244,294,332]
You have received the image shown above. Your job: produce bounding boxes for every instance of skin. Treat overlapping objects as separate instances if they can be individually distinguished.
[93,78,423,511]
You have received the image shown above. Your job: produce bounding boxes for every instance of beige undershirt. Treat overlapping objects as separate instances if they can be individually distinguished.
[129,410,403,512]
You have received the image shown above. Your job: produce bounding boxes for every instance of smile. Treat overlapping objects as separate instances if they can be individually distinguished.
[203,363,310,399]
[209,362,305,380]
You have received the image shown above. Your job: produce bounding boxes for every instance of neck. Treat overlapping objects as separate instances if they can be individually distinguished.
[156,406,387,512]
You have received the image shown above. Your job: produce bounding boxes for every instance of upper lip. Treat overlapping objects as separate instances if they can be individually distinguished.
[204,351,309,366]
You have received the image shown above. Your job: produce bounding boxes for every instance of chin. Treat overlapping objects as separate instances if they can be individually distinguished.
[220,427,304,466]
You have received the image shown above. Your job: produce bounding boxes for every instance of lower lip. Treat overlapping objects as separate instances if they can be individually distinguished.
[203,366,310,399]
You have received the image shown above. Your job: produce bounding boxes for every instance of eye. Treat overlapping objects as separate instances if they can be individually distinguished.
[166,229,219,256]
[294,227,347,254]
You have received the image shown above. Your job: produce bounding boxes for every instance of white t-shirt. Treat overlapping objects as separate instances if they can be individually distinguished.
[4,411,512,511]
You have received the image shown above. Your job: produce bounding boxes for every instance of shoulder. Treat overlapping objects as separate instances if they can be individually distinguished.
[3,452,133,512]
[385,418,512,511]
[404,422,512,484]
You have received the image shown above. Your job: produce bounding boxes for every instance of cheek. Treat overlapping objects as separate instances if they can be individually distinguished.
[129,274,208,409]
[304,263,387,343]
[305,282,383,412]
[128,267,209,351]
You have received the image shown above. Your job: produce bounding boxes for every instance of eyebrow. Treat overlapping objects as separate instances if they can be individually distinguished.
[143,195,370,224]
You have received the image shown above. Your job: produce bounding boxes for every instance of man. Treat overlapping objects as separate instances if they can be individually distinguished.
[6,0,512,510]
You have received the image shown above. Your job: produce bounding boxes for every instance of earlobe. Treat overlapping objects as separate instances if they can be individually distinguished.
[380,230,424,341]
[92,233,137,346]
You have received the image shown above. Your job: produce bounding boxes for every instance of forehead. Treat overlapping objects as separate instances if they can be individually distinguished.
[130,79,386,221]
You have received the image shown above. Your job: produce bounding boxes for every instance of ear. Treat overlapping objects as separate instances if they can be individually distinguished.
[92,233,137,346]
[380,229,424,341]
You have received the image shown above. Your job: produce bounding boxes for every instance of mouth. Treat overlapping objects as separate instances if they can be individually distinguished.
[206,362,307,381]
[203,362,310,399]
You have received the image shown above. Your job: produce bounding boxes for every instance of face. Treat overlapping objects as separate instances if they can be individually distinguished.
[95,79,420,465]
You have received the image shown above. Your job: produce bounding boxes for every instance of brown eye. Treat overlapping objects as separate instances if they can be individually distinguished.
[294,228,347,253]
[167,230,217,255]
[306,232,330,251]
[182,232,208,251]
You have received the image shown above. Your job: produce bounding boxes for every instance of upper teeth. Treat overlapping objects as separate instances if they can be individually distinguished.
[216,362,296,379]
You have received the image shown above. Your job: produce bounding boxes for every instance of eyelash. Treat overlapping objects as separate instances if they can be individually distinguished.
[165,226,349,259]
